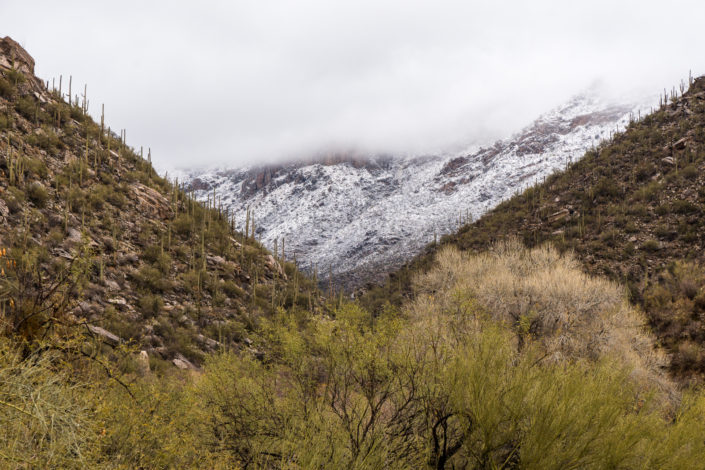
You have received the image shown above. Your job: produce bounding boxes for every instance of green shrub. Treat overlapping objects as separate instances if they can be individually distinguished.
[2,186,25,213]
[26,182,48,208]
[15,96,37,120]
[593,177,621,199]
[5,68,25,85]
[672,199,699,214]
[134,265,171,293]
[0,341,94,468]
[172,213,194,238]
[642,239,660,252]
[138,293,164,318]
[142,245,172,274]
[681,164,698,180]
[0,76,14,98]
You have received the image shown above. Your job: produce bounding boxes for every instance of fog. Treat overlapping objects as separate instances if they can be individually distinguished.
[2,0,704,170]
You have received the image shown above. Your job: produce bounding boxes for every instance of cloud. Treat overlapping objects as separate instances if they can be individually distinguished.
[2,0,704,169]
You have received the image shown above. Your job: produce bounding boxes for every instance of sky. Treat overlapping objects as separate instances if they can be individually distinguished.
[2,1,704,171]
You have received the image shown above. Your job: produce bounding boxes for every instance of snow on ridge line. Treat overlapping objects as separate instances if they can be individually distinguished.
[181,89,658,289]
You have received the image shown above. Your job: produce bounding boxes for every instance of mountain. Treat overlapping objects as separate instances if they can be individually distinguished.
[181,88,654,290]
[4,35,705,469]
[365,74,705,382]
[0,36,317,370]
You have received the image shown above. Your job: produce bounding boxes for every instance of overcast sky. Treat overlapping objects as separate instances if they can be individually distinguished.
[2,1,704,170]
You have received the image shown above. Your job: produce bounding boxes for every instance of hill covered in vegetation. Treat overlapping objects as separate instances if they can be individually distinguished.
[0,36,318,372]
[2,36,705,468]
[364,73,705,383]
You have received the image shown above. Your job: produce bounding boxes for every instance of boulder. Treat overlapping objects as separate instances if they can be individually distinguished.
[107,297,127,306]
[87,325,121,347]
[548,208,571,223]
[172,353,198,370]
[0,36,35,75]
[136,350,151,375]
[132,183,173,219]
[265,254,286,278]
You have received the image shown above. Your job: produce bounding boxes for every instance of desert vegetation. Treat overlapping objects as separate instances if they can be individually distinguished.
[3,241,705,468]
[364,75,705,382]
[3,35,705,469]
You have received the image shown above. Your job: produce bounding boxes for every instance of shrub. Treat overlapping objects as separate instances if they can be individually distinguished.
[681,164,698,180]
[172,213,194,238]
[195,243,705,468]
[0,76,14,98]
[134,265,171,293]
[593,177,621,199]
[27,182,48,208]
[15,96,37,120]
[2,186,25,213]
[642,239,660,252]
[138,293,164,318]
[5,68,25,85]
[672,199,699,214]
[0,340,93,467]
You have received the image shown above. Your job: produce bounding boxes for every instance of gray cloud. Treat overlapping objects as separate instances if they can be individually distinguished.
[2,0,704,170]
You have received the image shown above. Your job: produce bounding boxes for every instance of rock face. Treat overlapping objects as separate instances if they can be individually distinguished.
[182,89,655,290]
[0,37,35,75]
[0,37,44,94]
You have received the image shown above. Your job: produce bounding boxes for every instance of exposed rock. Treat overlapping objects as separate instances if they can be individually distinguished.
[87,325,121,347]
[0,36,35,75]
[251,349,265,361]
[132,183,173,219]
[67,228,83,243]
[0,199,9,219]
[107,297,127,306]
[118,253,139,265]
[206,255,226,265]
[265,255,286,278]
[197,334,220,349]
[136,350,151,375]
[172,354,198,370]
[548,208,571,223]
[673,137,688,150]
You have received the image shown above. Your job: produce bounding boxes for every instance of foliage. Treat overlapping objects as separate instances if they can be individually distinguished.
[0,340,93,469]
[194,244,701,469]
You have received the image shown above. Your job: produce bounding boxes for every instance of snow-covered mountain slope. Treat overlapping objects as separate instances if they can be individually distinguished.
[180,90,655,289]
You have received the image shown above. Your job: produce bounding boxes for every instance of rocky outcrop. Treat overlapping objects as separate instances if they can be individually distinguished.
[0,37,35,75]
[132,183,173,219]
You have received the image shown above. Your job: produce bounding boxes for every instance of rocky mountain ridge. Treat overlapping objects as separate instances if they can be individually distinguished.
[182,88,655,289]
[0,37,317,370]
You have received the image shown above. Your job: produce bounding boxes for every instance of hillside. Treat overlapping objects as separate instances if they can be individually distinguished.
[181,88,651,290]
[365,74,705,382]
[0,37,318,371]
[3,36,705,469]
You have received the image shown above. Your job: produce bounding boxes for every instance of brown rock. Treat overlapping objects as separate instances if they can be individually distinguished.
[172,353,197,370]
[87,325,121,347]
[132,183,173,219]
[548,208,571,223]
[0,36,35,75]
[265,254,286,278]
